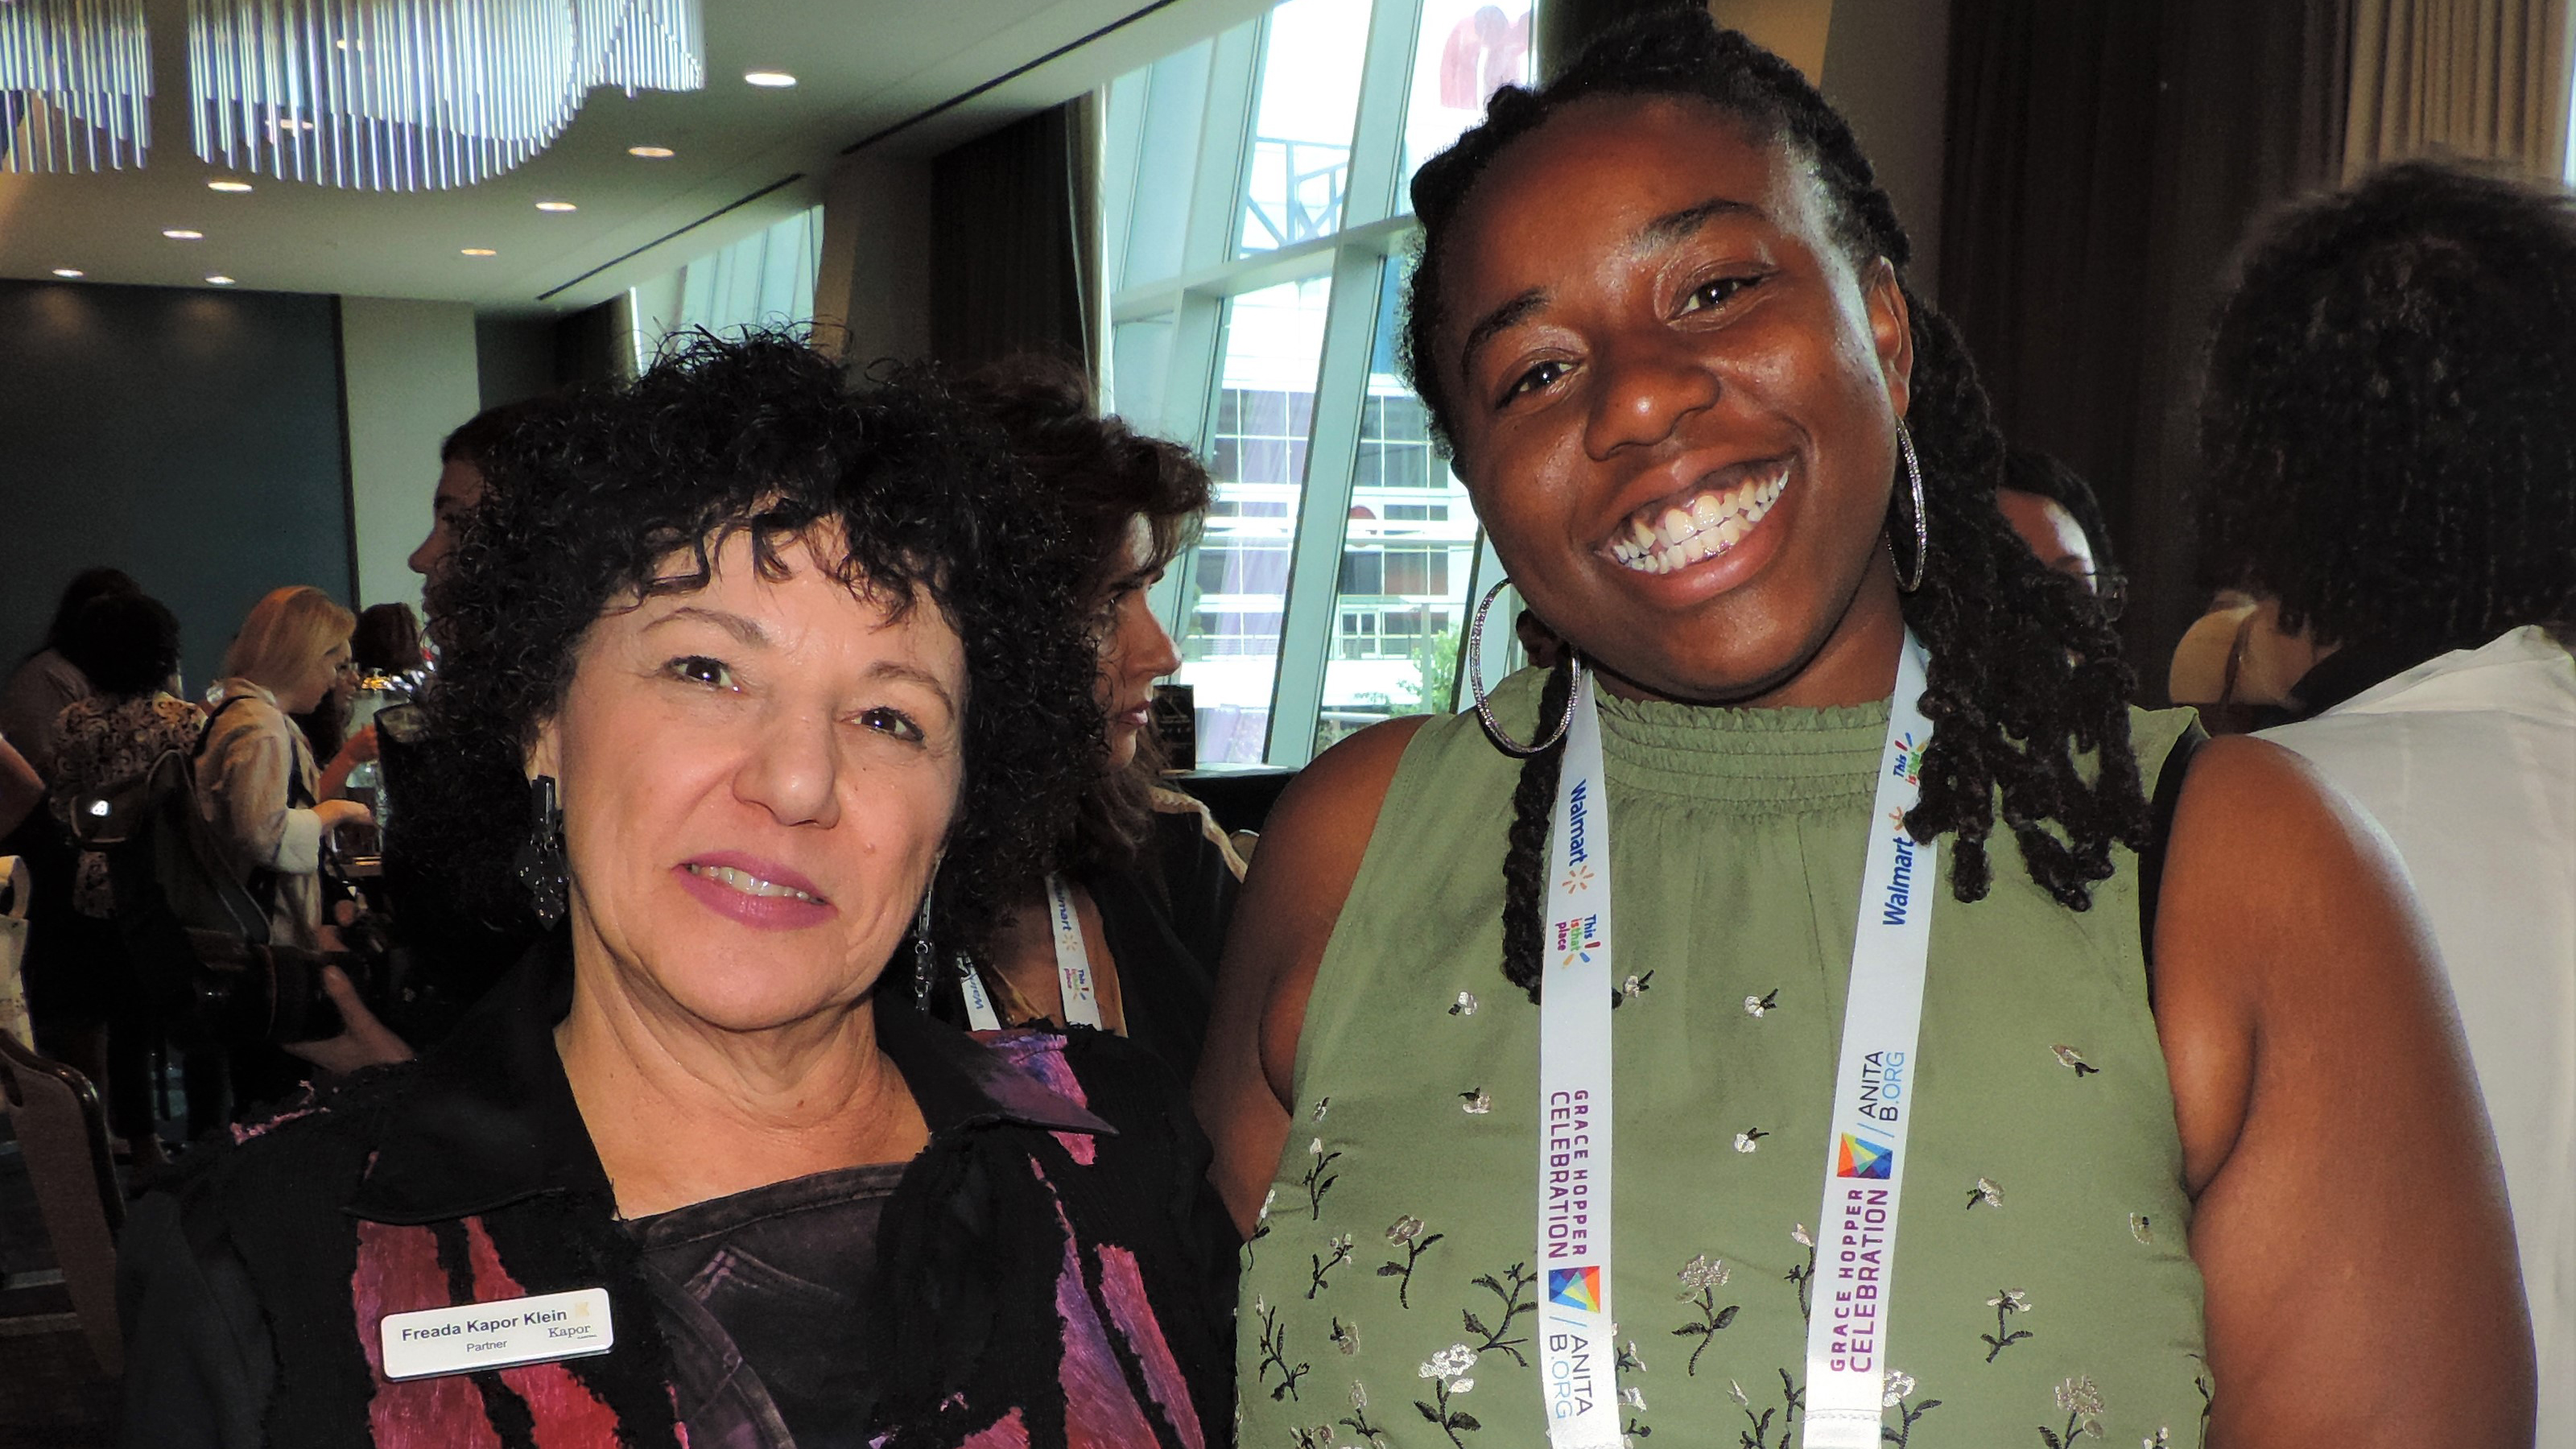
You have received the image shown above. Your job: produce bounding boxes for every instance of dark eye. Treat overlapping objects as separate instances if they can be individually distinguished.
[858,706,925,743]
[1501,359,1571,406]
[667,655,736,691]
[1677,274,1761,316]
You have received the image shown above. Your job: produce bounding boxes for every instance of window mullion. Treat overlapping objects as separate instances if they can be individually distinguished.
[1338,0,1425,230]
[1264,242,1385,765]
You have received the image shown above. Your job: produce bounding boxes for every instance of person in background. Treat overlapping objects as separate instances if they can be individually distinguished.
[0,736,39,841]
[349,601,427,683]
[1,566,140,782]
[1199,13,2529,1443]
[408,400,550,597]
[200,586,374,951]
[2197,158,2576,1443]
[48,592,204,1167]
[118,336,1232,1448]
[952,357,1244,1089]
[2000,446,2120,608]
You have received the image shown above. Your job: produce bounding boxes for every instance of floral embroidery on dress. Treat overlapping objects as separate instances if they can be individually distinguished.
[1450,991,1480,1017]
[1331,1316,1360,1355]
[1414,1344,1482,1445]
[1733,1128,1769,1154]
[1883,1368,1942,1446]
[1745,988,1779,1018]
[1786,1224,1819,1321]
[2051,1044,2099,1077]
[1728,1369,1805,1449]
[1967,1176,2004,1209]
[1377,1215,1443,1308]
[1256,1295,1311,1402]
[1311,1096,1332,1121]
[1310,1233,1355,1298]
[2038,1373,2106,1445]
[1458,1262,1536,1367]
[1249,1186,1276,1265]
[1672,1254,1741,1374]
[1982,1290,2033,1361]
[2143,1428,2170,1449]
[1459,1088,1492,1115]
[1340,1380,1389,1447]
[2128,1212,2154,1245]
[1303,1138,1342,1218]
[1612,969,1655,1007]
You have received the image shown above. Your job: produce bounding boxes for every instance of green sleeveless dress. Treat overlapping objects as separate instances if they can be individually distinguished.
[1236,671,2209,1449]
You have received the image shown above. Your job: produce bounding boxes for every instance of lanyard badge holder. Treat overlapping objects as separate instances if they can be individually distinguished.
[956,873,1101,1033]
[1533,635,1938,1449]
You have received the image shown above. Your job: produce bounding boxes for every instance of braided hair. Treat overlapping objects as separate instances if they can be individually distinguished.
[1400,8,2148,999]
[2198,160,2576,656]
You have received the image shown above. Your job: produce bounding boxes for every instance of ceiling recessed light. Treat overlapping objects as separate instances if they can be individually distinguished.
[52,267,84,279]
[744,70,796,88]
[460,247,497,257]
[535,200,576,213]
[163,229,204,241]
[628,145,675,159]
[205,275,237,286]
[207,179,253,193]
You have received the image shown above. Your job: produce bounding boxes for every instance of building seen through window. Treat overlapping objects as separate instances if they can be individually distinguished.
[1103,0,1533,765]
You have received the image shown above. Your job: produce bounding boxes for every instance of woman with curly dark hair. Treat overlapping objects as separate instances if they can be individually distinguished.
[949,356,1244,1085]
[2199,159,2576,1445]
[115,336,1232,1449]
[1198,11,2527,1447]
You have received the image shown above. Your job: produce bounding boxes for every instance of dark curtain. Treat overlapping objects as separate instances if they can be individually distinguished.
[1938,0,2351,696]
[928,97,1103,380]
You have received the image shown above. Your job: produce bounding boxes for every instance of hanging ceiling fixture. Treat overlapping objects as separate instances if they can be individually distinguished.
[0,0,154,175]
[188,0,704,191]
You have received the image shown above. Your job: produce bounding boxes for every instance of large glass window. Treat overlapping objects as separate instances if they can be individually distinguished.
[1172,276,1334,763]
[1104,0,1538,766]
[1237,0,1373,255]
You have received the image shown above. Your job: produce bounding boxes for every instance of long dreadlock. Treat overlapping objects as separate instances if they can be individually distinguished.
[1400,7,2150,1000]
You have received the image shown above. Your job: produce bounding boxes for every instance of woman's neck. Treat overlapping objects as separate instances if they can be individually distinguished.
[1592,572,1909,710]
[555,952,927,1218]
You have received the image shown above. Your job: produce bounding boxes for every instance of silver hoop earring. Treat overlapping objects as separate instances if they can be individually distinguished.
[1468,578,1578,758]
[1892,419,1929,593]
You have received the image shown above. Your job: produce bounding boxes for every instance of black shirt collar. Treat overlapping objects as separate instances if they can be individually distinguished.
[347,940,1113,1226]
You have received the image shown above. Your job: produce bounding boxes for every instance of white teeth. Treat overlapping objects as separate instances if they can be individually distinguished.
[1607,461,1790,572]
[687,863,818,902]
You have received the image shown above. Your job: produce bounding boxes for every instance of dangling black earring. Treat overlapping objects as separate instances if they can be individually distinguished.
[910,874,938,1011]
[513,775,568,927]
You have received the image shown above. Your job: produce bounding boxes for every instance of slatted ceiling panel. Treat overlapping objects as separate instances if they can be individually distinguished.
[0,0,152,174]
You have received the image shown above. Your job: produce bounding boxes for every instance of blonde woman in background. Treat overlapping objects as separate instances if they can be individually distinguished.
[200,586,375,952]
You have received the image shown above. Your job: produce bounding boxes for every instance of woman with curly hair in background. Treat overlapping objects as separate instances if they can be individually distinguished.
[1198,10,2528,1446]
[115,335,1233,1449]
[2198,159,2576,1447]
[950,357,1245,1087]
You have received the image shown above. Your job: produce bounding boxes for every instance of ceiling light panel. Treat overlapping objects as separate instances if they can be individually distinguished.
[628,145,675,158]
[189,0,708,191]
[744,70,796,87]
[0,0,152,174]
[163,228,204,240]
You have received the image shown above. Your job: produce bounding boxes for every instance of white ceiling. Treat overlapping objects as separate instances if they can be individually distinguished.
[0,0,1269,316]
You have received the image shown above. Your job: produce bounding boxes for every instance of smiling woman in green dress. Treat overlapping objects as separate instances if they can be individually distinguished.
[1196,12,2531,1448]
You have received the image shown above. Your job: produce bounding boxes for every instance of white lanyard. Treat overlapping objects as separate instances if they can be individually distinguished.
[1535,666,1620,1448]
[1532,634,1937,1449]
[1043,873,1104,1028]
[953,875,1103,1032]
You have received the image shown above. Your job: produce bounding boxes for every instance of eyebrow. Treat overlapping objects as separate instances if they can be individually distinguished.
[1634,196,1765,251]
[868,659,960,715]
[644,605,770,649]
[1458,287,1548,386]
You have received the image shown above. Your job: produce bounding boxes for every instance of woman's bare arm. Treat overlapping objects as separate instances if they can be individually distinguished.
[1193,716,1426,1236]
[2155,735,2532,1447]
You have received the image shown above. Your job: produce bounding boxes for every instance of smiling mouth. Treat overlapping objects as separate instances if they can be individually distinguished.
[684,862,823,904]
[1607,458,1791,575]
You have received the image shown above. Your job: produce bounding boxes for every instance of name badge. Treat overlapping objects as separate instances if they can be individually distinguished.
[379,1286,614,1381]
